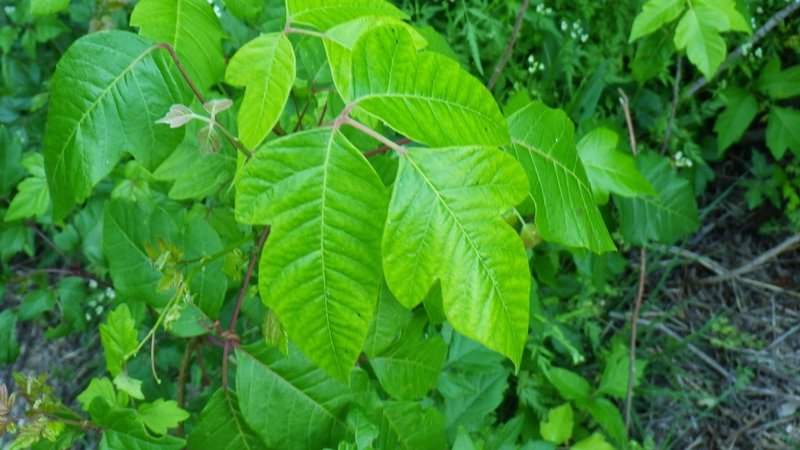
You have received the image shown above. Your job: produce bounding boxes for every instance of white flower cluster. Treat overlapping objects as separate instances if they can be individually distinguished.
[84,282,117,322]
[527,53,545,73]
[535,2,553,15]
[673,151,694,168]
[560,19,588,42]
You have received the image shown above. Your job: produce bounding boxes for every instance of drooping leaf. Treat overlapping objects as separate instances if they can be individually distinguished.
[113,373,144,400]
[673,5,728,78]
[375,402,446,450]
[586,398,627,445]
[351,24,510,147]
[369,328,446,400]
[130,0,225,91]
[766,106,800,159]
[155,104,196,129]
[0,310,20,364]
[43,31,188,221]
[286,0,407,31]
[31,0,69,15]
[225,33,295,149]
[5,153,50,221]
[629,0,685,42]
[137,399,190,435]
[383,146,530,367]
[545,367,592,404]
[758,60,800,100]
[235,128,387,381]
[714,88,758,155]
[99,304,138,377]
[616,153,699,245]
[187,389,266,450]
[0,126,24,198]
[103,199,177,307]
[577,128,656,204]
[539,403,573,445]
[236,347,352,449]
[506,102,615,253]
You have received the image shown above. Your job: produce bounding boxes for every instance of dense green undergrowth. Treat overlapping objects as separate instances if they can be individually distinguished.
[0,0,798,448]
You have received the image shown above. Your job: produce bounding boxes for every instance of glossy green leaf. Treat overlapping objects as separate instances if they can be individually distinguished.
[43,31,187,221]
[383,146,529,367]
[77,378,120,412]
[540,403,573,445]
[629,0,685,42]
[545,367,591,404]
[99,304,138,377]
[90,400,185,450]
[376,402,446,450]
[351,24,509,147]
[137,399,190,435]
[766,106,800,159]
[113,373,144,400]
[236,347,352,449]
[616,153,699,245]
[5,153,50,221]
[758,60,800,100]
[286,0,407,31]
[182,216,227,318]
[225,33,295,149]
[130,0,225,91]
[364,283,412,357]
[701,0,750,33]
[187,389,266,450]
[577,128,656,204]
[507,102,615,253]
[103,199,176,307]
[236,128,387,381]
[31,0,69,15]
[714,88,758,155]
[0,310,20,364]
[370,329,446,401]
[572,433,615,450]
[673,5,727,78]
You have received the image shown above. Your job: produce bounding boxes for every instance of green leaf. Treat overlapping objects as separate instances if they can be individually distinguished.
[5,153,50,221]
[225,33,295,149]
[0,310,20,364]
[383,146,530,367]
[673,5,728,78]
[113,373,144,401]
[188,389,266,450]
[758,60,800,100]
[629,0,685,42]
[222,0,264,21]
[18,290,57,321]
[364,283,412,357]
[77,378,119,412]
[545,367,592,404]
[631,30,674,83]
[90,400,185,450]
[351,24,510,147]
[540,403,573,445]
[571,433,615,450]
[577,128,656,204]
[44,31,188,221]
[286,0,408,31]
[376,402,446,450]
[103,199,176,307]
[766,106,800,159]
[31,0,69,15]
[182,216,227,319]
[236,128,386,381]
[506,102,615,253]
[130,0,225,91]
[586,398,626,445]
[236,347,352,449]
[137,399,189,435]
[616,153,699,245]
[700,0,750,33]
[597,343,647,399]
[99,304,138,377]
[370,330,446,401]
[0,126,24,197]
[714,88,758,155]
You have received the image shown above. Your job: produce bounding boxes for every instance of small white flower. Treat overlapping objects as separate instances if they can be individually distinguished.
[755,47,763,58]
[756,6,764,13]
[561,20,568,31]
[545,7,553,14]
[581,34,588,43]
[528,54,535,63]
[88,279,98,289]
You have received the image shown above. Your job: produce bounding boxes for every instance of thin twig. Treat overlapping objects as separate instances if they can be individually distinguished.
[176,338,195,438]
[344,118,407,156]
[155,43,206,104]
[698,233,800,284]
[487,0,530,91]
[364,138,412,158]
[619,88,647,432]
[685,2,800,97]
[660,56,683,154]
[222,226,270,389]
